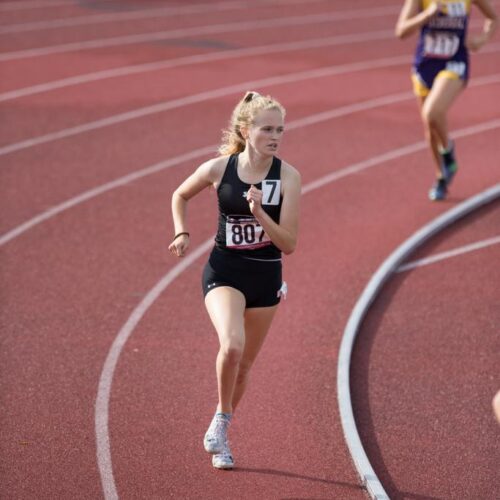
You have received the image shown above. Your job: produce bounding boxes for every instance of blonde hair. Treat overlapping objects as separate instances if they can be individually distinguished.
[218,91,286,156]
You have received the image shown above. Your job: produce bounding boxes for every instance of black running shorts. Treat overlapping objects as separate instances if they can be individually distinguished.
[202,246,282,308]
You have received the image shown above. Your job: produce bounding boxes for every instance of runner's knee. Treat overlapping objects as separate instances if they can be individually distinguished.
[219,338,244,365]
[421,104,444,129]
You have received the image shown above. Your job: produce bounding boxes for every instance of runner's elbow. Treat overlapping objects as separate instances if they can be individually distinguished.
[172,189,188,203]
[395,26,407,39]
[395,21,413,39]
[282,240,297,255]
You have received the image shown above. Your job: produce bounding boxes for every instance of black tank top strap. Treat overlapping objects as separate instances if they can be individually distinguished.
[219,154,238,186]
[266,156,281,181]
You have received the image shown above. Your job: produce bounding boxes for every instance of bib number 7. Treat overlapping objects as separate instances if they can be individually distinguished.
[262,180,281,205]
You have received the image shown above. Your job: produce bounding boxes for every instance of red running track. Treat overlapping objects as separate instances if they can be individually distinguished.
[1,1,499,499]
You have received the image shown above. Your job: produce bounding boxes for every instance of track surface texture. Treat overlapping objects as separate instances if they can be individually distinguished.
[1,1,499,499]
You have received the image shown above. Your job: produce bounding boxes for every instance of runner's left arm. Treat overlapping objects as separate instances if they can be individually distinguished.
[246,164,301,255]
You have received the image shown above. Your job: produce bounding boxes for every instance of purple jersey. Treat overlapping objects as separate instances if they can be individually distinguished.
[414,0,470,65]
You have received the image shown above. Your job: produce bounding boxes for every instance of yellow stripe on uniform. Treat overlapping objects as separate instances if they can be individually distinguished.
[436,69,461,81]
[421,0,471,14]
[412,73,430,97]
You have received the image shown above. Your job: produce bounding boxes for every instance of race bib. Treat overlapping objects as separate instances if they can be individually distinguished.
[226,216,271,249]
[446,2,466,17]
[261,180,281,205]
[424,32,460,58]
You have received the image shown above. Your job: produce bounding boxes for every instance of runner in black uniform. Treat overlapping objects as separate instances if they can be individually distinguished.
[395,0,497,200]
[169,91,301,470]
[202,153,283,308]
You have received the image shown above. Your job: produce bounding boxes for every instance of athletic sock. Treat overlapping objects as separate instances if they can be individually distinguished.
[216,412,232,421]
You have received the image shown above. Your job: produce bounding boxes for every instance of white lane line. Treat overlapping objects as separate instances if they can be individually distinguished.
[0,146,215,246]
[3,28,495,103]
[396,235,500,272]
[337,184,500,500]
[0,0,318,35]
[1,81,500,248]
[2,44,499,158]
[0,29,395,102]
[3,13,494,102]
[0,0,71,11]
[94,129,500,498]
[0,1,256,35]
[0,6,400,62]
[95,237,214,500]
[0,55,410,157]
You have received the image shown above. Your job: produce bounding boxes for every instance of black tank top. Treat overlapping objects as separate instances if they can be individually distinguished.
[215,154,282,260]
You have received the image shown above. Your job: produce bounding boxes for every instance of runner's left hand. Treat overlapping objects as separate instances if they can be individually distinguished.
[246,185,263,215]
[466,35,486,51]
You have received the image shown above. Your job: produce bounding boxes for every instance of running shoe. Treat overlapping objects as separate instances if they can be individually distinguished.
[203,413,230,454]
[440,141,458,185]
[428,178,448,201]
[212,442,234,470]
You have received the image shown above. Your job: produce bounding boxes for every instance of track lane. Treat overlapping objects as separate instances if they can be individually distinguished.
[3,0,360,36]
[0,29,399,103]
[1,53,499,238]
[0,37,412,145]
[1,1,498,498]
[0,4,400,58]
[101,135,499,498]
[350,200,500,499]
[1,119,498,498]
[2,80,499,250]
[0,7,399,92]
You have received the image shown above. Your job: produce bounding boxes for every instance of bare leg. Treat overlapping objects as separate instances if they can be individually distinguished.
[419,76,464,177]
[232,305,279,411]
[493,390,500,424]
[205,287,246,414]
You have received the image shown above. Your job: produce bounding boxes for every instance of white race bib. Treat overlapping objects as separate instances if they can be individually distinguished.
[424,32,460,58]
[446,2,466,17]
[226,216,271,249]
[261,180,281,205]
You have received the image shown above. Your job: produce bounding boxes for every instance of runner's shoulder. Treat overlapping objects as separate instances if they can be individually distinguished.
[280,160,301,186]
[198,155,231,184]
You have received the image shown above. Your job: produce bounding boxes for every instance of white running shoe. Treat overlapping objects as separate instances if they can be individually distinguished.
[212,442,234,470]
[203,413,230,454]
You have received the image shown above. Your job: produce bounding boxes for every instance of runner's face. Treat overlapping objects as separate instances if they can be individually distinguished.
[246,109,284,156]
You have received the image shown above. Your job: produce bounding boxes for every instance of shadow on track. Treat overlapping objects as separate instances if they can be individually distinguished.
[234,466,362,490]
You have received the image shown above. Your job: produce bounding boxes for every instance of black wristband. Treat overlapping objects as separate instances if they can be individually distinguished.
[173,232,190,241]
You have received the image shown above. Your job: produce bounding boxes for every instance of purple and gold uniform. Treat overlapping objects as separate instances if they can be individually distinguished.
[413,0,471,96]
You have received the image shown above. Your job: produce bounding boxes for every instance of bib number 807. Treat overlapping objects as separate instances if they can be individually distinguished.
[226,218,270,249]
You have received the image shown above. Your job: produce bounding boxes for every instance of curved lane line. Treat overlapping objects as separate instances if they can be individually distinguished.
[0,146,215,247]
[0,30,394,102]
[3,30,494,103]
[0,55,409,157]
[0,6,399,62]
[396,234,500,272]
[1,51,499,158]
[0,0,327,34]
[2,77,499,248]
[95,131,500,498]
[95,238,214,500]
[0,0,70,11]
[0,1,285,35]
[337,184,500,499]
[1,83,500,248]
